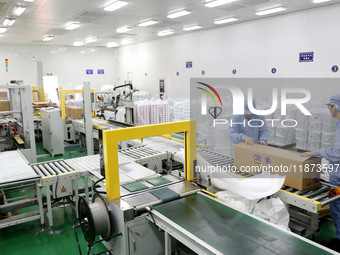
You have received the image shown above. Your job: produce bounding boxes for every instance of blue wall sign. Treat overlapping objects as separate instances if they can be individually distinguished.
[201,70,205,75]
[176,71,179,76]
[299,52,314,62]
[186,61,192,68]
[98,69,104,74]
[232,69,237,75]
[271,68,277,74]
[332,65,339,73]
[86,69,93,75]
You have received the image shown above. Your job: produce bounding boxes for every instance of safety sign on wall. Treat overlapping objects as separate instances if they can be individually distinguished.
[98,69,104,74]
[160,79,165,93]
[186,61,192,68]
[86,69,93,75]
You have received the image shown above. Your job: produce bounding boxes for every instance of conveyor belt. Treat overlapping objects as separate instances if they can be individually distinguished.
[153,193,334,255]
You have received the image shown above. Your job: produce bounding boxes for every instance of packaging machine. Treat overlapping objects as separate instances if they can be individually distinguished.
[72,121,337,255]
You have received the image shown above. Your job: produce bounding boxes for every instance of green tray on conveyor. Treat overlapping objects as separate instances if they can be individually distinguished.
[154,194,333,255]
[146,177,171,186]
[122,182,148,192]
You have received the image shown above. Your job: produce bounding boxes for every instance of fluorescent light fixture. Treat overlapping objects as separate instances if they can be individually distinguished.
[0,27,7,33]
[214,17,238,24]
[107,42,118,48]
[167,9,191,19]
[183,25,202,31]
[104,0,128,12]
[157,29,174,36]
[43,35,54,41]
[255,6,287,16]
[73,41,84,46]
[84,36,98,43]
[24,0,34,2]
[204,0,238,8]
[312,0,331,3]
[121,38,133,45]
[138,19,159,27]
[13,5,26,16]
[3,18,16,26]
[65,22,80,30]
[116,26,133,33]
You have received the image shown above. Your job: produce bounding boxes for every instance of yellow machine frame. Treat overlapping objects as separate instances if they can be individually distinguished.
[59,89,95,119]
[102,120,197,201]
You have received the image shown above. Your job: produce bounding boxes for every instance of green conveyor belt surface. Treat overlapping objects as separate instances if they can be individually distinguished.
[154,194,333,255]
[150,188,180,203]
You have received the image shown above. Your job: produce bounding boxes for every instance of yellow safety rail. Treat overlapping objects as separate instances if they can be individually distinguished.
[103,120,197,201]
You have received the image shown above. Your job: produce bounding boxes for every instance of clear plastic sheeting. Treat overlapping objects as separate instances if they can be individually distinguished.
[252,197,290,231]
[211,171,286,200]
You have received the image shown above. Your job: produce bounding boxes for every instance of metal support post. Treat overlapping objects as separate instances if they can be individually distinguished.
[83,82,94,155]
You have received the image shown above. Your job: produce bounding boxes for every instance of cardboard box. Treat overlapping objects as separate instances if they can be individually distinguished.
[66,106,84,119]
[234,143,321,190]
[0,100,10,112]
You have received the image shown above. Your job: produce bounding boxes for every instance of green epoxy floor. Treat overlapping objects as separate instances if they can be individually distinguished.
[36,142,87,163]
[0,205,106,255]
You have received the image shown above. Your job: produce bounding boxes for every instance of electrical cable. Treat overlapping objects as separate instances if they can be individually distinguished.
[93,177,106,194]
[73,218,83,255]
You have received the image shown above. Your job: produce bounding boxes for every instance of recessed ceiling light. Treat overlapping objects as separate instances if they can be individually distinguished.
[121,38,133,45]
[3,18,16,26]
[311,0,331,3]
[255,6,287,16]
[157,29,174,36]
[12,5,26,16]
[43,35,54,42]
[0,27,7,33]
[73,41,84,46]
[183,25,202,31]
[204,0,238,8]
[65,22,80,30]
[138,19,159,27]
[214,17,238,24]
[116,26,133,33]
[107,42,118,48]
[84,37,98,44]
[167,10,191,19]
[104,0,128,12]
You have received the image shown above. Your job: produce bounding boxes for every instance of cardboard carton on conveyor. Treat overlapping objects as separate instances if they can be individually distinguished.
[234,143,321,191]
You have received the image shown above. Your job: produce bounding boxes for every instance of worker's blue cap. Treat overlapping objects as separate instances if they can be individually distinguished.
[327,95,340,111]
[244,100,256,114]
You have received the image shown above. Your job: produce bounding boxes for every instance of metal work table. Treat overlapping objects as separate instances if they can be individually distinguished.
[150,193,336,255]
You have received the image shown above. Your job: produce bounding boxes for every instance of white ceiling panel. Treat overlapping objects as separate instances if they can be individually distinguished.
[0,0,339,47]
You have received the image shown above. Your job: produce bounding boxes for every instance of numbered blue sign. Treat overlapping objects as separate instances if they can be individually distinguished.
[86,69,93,75]
[232,69,237,75]
[186,61,192,68]
[332,65,339,73]
[299,52,314,62]
[271,68,277,74]
[98,69,104,74]
[201,70,205,75]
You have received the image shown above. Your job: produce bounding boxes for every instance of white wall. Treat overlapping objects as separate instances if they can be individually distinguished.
[0,44,118,91]
[117,4,340,98]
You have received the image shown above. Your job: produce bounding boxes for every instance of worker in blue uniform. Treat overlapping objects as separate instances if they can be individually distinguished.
[228,100,270,145]
[301,94,340,251]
